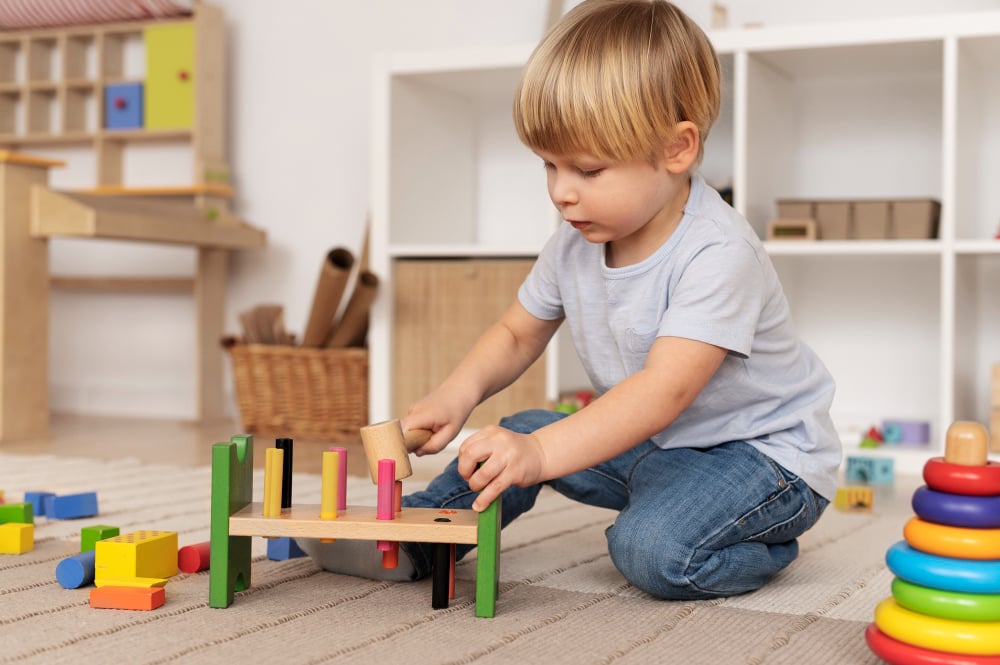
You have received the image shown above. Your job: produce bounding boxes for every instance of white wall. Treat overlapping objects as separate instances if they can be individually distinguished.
[43,0,1000,419]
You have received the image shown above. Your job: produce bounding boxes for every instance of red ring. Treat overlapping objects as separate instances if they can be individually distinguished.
[924,458,1000,496]
[865,623,1000,665]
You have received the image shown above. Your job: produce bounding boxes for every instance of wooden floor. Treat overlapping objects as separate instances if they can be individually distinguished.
[0,413,433,480]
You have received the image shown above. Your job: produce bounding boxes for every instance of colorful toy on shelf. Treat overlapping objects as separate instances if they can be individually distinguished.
[209,426,502,617]
[867,420,1000,663]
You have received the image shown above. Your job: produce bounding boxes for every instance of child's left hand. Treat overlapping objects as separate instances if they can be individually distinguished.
[457,426,546,511]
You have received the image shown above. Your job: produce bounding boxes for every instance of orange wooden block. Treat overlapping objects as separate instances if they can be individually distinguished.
[90,585,165,611]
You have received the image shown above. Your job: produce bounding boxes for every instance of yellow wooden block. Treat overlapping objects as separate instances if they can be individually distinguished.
[0,522,33,554]
[144,23,195,129]
[94,576,168,589]
[834,486,874,512]
[95,530,178,582]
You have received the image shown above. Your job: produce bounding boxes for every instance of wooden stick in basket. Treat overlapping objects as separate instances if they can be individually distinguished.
[301,248,355,348]
[359,420,432,484]
[325,270,379,348]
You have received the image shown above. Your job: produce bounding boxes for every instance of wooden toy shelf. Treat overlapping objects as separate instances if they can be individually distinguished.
[0,4,262,441]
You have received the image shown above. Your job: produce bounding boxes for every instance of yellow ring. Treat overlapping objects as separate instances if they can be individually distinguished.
[905,517,1000,560]
[875,597,1000,655]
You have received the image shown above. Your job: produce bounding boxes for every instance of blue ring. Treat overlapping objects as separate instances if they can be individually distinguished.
[912,486,1000,529]
[887,541,1000,594]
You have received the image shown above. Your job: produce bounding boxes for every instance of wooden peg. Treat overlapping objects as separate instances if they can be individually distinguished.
[945,421,989,466]
[359,420,431,484]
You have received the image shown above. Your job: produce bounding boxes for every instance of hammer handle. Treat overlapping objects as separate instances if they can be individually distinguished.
[403,428,433,452]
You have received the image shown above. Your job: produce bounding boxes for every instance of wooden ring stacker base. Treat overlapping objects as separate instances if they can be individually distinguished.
[359,420,432,483]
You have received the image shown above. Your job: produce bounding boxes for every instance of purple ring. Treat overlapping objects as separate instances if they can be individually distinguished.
[913,486,1000,529]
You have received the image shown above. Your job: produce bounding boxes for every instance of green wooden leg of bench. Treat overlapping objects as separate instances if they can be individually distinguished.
[209,434,254,608]
[475,494,501,618]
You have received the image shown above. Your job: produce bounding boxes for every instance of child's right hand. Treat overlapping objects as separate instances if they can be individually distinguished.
[400,387,474,457]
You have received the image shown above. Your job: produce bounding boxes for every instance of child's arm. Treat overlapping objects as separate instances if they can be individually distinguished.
[458,335,727,510]
[401,300,562,456]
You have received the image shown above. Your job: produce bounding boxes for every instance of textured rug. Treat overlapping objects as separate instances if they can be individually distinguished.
[0,451,916,664]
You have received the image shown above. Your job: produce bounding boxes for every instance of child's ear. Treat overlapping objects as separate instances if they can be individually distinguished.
[661,121,699,174]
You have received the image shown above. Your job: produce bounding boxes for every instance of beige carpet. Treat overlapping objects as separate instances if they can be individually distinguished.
[0,450,916,664]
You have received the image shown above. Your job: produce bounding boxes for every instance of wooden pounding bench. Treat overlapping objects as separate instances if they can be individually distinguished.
[208,431,502,617]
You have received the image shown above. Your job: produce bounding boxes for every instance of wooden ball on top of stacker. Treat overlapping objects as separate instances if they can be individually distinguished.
[944,420,990,467]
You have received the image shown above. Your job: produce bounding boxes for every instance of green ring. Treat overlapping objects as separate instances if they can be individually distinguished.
[893,577,1000,621]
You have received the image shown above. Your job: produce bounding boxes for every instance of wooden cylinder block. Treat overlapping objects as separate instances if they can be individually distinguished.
[945,421,989,466]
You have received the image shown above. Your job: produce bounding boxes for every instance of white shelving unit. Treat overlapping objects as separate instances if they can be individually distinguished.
[370,12,1000,473]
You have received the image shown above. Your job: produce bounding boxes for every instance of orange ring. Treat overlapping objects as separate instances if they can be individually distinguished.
[924,458,1000,496]
[904,517,1000,560]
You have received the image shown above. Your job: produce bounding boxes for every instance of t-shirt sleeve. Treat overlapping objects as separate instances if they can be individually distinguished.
[658,238,764,358]
[518,231,565,321]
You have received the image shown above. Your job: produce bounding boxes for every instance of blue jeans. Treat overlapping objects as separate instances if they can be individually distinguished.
[401,409,829,600]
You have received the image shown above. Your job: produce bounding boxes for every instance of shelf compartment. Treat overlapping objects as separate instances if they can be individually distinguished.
[27,37,58,83]
[63,34,96,81]
[953,254,1000,427]
[955,35,1000,242]
[0,39,22,85]
[26,88,57,134]
[743,40,944,238]
[382,55,553,252]
[771,252,942,444]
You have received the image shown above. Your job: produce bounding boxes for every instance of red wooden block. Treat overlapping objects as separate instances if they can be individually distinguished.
[178,541,211,573]
[90,585,165,610]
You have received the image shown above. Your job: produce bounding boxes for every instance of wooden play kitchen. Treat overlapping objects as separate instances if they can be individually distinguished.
[0,3,265,441]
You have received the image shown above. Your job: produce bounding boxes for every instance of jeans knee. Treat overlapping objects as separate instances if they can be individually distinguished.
[606,523,698,600]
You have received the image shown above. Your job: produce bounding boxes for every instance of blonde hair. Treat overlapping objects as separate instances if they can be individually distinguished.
[514,0,720,167]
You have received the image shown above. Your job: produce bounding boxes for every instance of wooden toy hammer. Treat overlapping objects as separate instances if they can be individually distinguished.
[359,420,432,483]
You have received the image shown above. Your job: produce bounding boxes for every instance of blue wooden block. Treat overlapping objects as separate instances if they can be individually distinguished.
[267,537,307,561]
[45,492,99,520]
[104,82,143,129]
[24,492,55,517]
[845,456,895,484]
[56,550,96,589]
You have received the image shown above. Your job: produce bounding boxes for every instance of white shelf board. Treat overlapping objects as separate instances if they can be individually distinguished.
[388,244,542,259]
[763,240,941,256]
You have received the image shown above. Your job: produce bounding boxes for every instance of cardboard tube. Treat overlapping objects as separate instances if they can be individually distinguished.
[301,248,354,347]
[325,270,379,348]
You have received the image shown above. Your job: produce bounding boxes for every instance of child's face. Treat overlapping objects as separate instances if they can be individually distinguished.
[536,148,689,263]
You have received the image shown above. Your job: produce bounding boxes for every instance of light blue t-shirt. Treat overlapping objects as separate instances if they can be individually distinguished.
[518,174,841,500]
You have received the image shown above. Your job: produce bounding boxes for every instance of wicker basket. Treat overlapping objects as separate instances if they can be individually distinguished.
[225,339,368,441]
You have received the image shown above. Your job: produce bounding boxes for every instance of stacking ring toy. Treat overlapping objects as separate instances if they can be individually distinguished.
[893,578,1000,622]
[905,517,1000,560]
[913,486,1000,529]
[875,597,1000,655]
[924,458,1000,497]
[886,541,1000,594]
[866,623,1000,665]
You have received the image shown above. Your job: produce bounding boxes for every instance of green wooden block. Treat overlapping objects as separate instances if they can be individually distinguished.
[475,494,501,618]
[81,524,119,552]
[209,434,254,608]
[0,502,34,525]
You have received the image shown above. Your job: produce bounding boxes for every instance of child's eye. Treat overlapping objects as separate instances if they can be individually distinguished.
[580,168,604,178]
